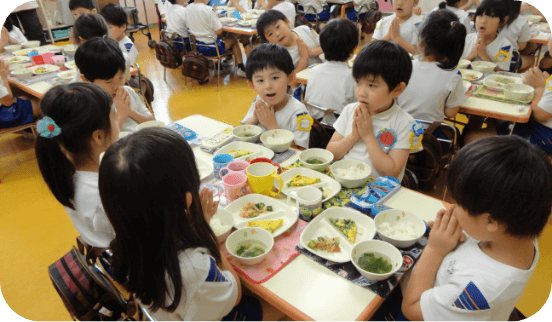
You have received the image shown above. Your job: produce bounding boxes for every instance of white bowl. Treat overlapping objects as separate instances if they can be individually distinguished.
[330,159,371,189]
[232,125,262,142]
[374,209,426,248]
[471,61,496,73]
[62,44,78,56]
[211,208,234,244]
[226,227,274,266]
[503,84,534,101]
[351,240,403,281]
[118,131,132,139]
[298,148,334,171]
[59,70,77,83]
[4,44,22,53]
[526,15,543,23]
[260,129,294,153]
[136,120,165,130]
[457,59,471,69]
[9,63,30,71]
[11,68,33,81]
[22,41,40,49]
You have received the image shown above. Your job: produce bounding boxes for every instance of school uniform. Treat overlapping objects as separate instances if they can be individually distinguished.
[500,15,531,52]
[185,3,226,56]
[347,0,372,22]
[117,85,154,132]
[372,13,422,47]
[118,35,139,66]
[461,33,513,71]
[165,2,191,52]
[7,26,28,44]
[304,61,357,125]
[398,60,466,124]
[333,101,416,180]
[156,0,168,16]
[0,82,33,128]
[430,5,472,34]
[273,2,296,28]
[298,0,330,22]
[241,96,311,149]
[285,25,322,68]
[228,0,251,11]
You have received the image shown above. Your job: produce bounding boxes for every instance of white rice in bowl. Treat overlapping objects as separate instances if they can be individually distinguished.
[266,136,290,144]
[377,222,418,240]
[334,165,369,179]
[210,218,232,236]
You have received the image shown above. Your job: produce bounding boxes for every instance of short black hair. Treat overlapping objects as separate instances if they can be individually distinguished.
[73,13,108,43]
[69,0,96,10]
[100,3,128,27]
[474,0,510,32]
[352,41,412,91]
[75,37,126,82]
[320,19,358,62]
[256,10,289,42]
[246,43,295,80]
[447,136,552,238]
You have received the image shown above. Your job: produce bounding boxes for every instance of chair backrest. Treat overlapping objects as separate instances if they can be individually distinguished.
[305,101,341,129]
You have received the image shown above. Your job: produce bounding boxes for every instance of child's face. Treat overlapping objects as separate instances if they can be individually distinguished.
[92,69,126,98]
[452,205,491,241]
[71,7,96,20]
[393,0,419,18]
[476,13,502,37]
[263,19,293,47]
[247,67,293,106]
[355,75,403,114]
[107,24,126,41]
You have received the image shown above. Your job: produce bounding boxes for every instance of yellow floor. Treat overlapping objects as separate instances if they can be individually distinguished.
[1,27,551,320]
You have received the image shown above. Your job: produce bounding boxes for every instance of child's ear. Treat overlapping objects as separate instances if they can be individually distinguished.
[92,9,97,14]
[391,82,407,97]
[287,72,296,85]
[91,129,104,146]
[285,18,290,28]
[185,192,193,209]
[247,80,255,90]
[80,74,89,82]
[485,214,500,234]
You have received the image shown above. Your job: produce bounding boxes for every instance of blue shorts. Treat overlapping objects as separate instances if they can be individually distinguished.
[0,98,33,129]
[221,295,263,321]
[370,289,410,321]
[498,120,552,155]
[347,9,366,22]
[305,10,330,22]
[174,37,191,53]
[510,52,522,72]
[196,38,226,57]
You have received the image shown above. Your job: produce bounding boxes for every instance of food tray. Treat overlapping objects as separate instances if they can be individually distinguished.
[64,61,77,69]
[471,85,534,104]
[215,141,274,161]
[225,194,298,237]
[280,167,341,202]
[31,64,60,75]
[2,56,30,64]
[483,74,524,90]
[299,208,377,263]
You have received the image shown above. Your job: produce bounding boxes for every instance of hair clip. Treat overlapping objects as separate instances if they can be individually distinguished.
[37,116,62,139]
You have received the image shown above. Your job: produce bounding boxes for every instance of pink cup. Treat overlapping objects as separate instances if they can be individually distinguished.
[42,52,55,65]
[217,171,252,202]
[219,160,250,178]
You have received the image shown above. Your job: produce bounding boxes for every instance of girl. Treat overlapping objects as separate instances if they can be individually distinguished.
[431,0,472,34]
[35,83,119,248]
[98,127,267,320]
[499,0,532,72]
[0,16,28,51]
[398,9,466,126]
[461,0,513,71]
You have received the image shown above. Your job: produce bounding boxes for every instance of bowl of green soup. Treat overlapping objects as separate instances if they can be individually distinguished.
[226,227,274,266]
[351,240,403,281]
[298,148,334,171]
[232,125,262,142]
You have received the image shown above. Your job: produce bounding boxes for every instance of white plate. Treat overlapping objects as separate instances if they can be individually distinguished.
[225,194,298,237]
[196,157,213,181]
[215,141,274,161]
[459,69,483,82]
[65,61,77,70]
[12,48,48,56]
[2,56,30,65]
[483,74,524,90]
[280,167,341,202]
[31,64,60,75]
[299,207,377,263]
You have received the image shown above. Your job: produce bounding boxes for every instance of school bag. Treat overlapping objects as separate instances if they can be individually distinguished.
[155,30,186,69]
[309,119,331,149]
[406,122,443,190]
[182,52,210,84]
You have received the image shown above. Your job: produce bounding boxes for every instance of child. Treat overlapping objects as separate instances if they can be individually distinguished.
[164,0,191,52]
[1,16,28,49]
[499,0,532,71]
[35,83,118,248]
[372,0,422,54]
[100,3,139,66]
[461,0,513,72]
[401,135,552,320]
[327,41,416,180]
[185,0,246,77]
[430,1,472,34]
[241,43,312,150]
[71,13,108,45]
[398,9,466,125]
[347,0,375,23]
[304,19,358,125]
[257,0,297,28]
[75,37,155,132]
[297,0,330,23]
[459,0,479,11]
[69,0,97,44]
[228,0,251,12]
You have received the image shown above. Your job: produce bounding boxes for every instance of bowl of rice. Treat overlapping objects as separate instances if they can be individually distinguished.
[330,159,372,188]
[374,209,427,248]
[457,59,471,69]
[260,129,294,152]
[298,148,334,171]
[210,208,234,243]
[471,61,496,73]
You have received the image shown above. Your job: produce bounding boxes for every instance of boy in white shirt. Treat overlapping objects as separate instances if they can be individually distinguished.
[298,0,330,23]
[500,0,532,71]
[257,0,297,28]
[372,0,422,54]
[401,135,551,321]
[327,41,416,180]
[241,43,312,150]
[69,0,97,45]
[164,0,191,52]
[100,3,139,66]
[305,19,358,125]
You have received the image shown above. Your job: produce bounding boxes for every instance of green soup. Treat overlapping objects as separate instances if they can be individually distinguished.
[238,133,255,137]
[235,240,267,258]
[306,158,326,164]
[357,252,393,274]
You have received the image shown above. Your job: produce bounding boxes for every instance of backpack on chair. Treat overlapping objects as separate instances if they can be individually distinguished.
[155,30,186,69]
[406,122,443,190]
[182,52,210,84]
[309,119,331,149]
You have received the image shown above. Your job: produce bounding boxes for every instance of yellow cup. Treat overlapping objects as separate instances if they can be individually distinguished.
[246,162,283,197]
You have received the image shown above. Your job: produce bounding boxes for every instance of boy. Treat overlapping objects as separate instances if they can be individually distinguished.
[372,0,421,54]
[304,19,358,125]
[69,0,97,45]
[241,43,312,150]
[256,0,297,28]
[75,37,155,132]
[326,41,415,180]
[297,0,330,23]
[185,0,246,77]
[100,3,139,66]
[164,0,190,52]
[401,135,552,320]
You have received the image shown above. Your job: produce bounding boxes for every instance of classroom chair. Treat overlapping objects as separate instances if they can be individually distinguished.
[300,5,330,33]
[305,101,340,130]
[128,63,155,115]
[187,32,233,89]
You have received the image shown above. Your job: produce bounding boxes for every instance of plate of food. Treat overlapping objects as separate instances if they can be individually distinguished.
[2,56,31,65]
[65,60,77,69]
[215,141,274,161]
[459,69,483,82]
[225,194,298,237]
[299,207,377,263]
[31,64,60,75]
[196,157,213,180]
[12,48,47,56]
[483,74,524,90]
[280,167,341,202]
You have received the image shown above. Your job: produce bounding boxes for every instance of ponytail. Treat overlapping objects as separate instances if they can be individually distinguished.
[438,20,467,70]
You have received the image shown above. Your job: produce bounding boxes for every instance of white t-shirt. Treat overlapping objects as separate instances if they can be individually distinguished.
[537,76,552,129]
[273,2,296,28]
[373,13,422,47]
[0,81,8,101]
[143,248,239,321]
[333,102,415,178]
[499,16,531,52]
[305,61,357,125]
[156,0,168,15]
[353,0,373,14]
[6,26,28,44]
[297,0,327,13]
[430,5,472,34]
[398,60,466,124]
[228,0,251,11]
[64,171,116,248]
[420,237,539,321]
[285,25,322,68]
[241,96,311,149]
[112,86,153,132]
[185,3,223,44]
[118,35,139,66]
[165,3,189,39]
[461,33,513,71]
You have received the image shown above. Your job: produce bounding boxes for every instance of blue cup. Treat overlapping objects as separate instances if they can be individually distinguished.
[213,154,234,179]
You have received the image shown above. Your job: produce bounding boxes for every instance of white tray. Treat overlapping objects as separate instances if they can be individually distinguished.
[225,194,298,237]
[196,157,213,181]
[280,167,341,202]
[215,141,274,161]
[483,74,524,90]
[459,69,483,82]
[299,208,377,263]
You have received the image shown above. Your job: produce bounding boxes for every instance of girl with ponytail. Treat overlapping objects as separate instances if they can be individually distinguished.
[35,83,119,247]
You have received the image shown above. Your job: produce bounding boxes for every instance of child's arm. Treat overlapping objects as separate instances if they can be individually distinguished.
[525,67,552,123]
[229,0,247,13]
[389,18,417,54]
[0,61,14,106]
[295,38,309,75]
[126,88,156,124]
[326,130,360,160]
[0,27,9,53]
[308,46,323,57]
[256,0,269,10]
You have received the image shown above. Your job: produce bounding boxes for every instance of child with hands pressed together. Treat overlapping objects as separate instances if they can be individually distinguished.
[372,0,422,54]
[401,136,552,320]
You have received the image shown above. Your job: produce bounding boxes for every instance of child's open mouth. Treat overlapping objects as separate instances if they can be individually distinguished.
[266,93,276,99]
[279,37,285,42]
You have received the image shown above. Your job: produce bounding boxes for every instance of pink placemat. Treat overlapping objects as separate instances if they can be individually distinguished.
[221,219,308,284]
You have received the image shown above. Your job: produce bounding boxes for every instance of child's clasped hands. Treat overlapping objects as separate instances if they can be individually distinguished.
[426,205,467,258]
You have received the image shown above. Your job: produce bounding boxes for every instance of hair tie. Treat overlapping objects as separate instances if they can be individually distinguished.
[451,21,457,27]
[37,116,62,138]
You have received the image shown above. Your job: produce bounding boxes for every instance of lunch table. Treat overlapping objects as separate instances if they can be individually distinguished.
[177,114,447,321]
[529,22,550,66]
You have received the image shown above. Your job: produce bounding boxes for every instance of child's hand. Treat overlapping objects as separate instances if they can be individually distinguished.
[477,37,487,59]
[200,187,219,224]
[1,27,9,47]
[113,87,131,118]
[0,61,9,79]
[255,100,278,130]
[297,38,309,59]
[426,205,465,258]
[389,18,401,42]
[354,103,374,141]
[525,67,550,89]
